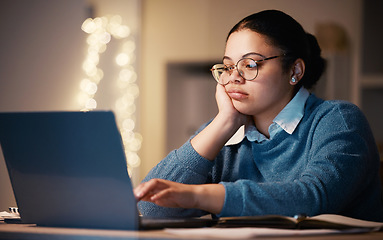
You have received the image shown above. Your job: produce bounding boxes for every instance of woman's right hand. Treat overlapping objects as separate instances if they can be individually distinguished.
[215,83,250,128]
[134,179,225,214]
[190,84,250,160]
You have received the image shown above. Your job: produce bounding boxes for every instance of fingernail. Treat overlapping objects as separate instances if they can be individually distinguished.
[135,191,142,198]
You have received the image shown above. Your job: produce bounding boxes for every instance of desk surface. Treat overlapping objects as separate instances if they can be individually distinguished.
[1,223,383,240]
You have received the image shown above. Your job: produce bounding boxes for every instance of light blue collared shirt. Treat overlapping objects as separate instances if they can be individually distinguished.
[226,87,310,145]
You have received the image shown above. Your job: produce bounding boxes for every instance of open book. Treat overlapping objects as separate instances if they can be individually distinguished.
[216,214,383,230]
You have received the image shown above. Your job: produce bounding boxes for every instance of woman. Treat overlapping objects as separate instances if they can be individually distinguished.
[134,10,383,221]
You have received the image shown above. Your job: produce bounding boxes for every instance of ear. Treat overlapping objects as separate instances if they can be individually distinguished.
[290,58,305,85]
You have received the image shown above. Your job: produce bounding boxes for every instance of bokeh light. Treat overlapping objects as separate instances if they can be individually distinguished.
[79,15,142,172]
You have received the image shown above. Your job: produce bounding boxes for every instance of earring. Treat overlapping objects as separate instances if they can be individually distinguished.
[291,77,297,84]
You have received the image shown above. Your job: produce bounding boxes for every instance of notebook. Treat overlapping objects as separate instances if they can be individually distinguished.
[0,111,214,230]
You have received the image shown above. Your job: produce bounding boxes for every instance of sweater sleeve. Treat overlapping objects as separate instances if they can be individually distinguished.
[218,102,383,221]
[138,140,215,217]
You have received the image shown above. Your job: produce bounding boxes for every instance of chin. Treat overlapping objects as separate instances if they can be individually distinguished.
[232,103,253,116]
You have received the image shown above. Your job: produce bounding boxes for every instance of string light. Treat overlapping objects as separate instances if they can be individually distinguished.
[79,15,142,173]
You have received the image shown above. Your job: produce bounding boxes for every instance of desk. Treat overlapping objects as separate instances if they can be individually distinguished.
[1,223,383,240]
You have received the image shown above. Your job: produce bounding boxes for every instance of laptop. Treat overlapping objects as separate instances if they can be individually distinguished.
[0,111,214,230]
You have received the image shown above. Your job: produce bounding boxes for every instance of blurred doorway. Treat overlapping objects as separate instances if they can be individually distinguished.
[166,62,218,153]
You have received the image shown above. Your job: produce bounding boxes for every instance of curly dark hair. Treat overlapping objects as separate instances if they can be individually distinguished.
[227,10,326,90]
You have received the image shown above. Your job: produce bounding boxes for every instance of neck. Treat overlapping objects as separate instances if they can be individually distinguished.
[252,115,273,138]
[252,88,297,138]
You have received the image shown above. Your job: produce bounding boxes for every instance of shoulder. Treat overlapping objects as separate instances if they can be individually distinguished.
[304,94,370,132]
[306,94,364,119]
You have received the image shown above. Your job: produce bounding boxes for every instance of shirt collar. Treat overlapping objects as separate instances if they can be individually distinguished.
[273,87,309,134]
[225,87,310,145]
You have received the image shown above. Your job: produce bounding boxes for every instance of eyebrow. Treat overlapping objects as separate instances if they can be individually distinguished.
[223,52,266,61]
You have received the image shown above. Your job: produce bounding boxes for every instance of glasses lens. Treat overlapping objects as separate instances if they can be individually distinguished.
[211,64,227,84]
[238,58,258,80]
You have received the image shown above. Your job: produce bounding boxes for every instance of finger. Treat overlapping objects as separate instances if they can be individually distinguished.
[133,184,146,200]
[134,180,156,200]
[150,189,180,208]
[134,179,167,201]
[215,83,227,99]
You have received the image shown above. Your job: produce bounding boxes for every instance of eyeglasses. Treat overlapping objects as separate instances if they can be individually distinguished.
[210,55,283,85]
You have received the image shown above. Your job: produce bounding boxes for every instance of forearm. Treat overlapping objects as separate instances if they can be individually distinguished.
[194,184,226,214]
[191,113,242,160]
[218,179,325,217]
[142,140,215,184]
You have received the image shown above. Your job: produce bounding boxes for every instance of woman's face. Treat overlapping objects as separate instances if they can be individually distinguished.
[223,29,295,120]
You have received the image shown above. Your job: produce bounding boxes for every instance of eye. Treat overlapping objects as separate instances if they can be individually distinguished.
[245,62,257,69]
[224,65,235,72]
[240,59,257,70]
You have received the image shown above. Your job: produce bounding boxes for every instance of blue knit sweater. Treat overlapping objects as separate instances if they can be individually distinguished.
[138,94,383,222]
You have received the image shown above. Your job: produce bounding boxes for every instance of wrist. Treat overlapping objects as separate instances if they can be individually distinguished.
[216,111,243,129]
[191,113,244,160]
[194,184,225,214]
[214,112,243,136]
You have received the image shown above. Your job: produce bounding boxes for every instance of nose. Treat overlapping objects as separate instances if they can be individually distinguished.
[228,67,245,84]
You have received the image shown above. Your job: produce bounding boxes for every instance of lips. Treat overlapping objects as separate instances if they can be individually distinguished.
[226,88,248,100]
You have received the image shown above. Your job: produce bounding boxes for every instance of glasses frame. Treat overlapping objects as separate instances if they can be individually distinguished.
[210,55,284,85]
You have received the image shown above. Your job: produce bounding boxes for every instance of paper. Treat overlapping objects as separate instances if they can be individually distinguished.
[216,214,383,230]
[165,227,375,239]
[310,214,383,228]
[0,211,20,221]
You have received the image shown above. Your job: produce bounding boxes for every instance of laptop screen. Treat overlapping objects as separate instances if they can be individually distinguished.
[0,111,139,229]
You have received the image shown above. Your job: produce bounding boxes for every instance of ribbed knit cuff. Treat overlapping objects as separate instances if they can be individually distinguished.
[216,181,244,217]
